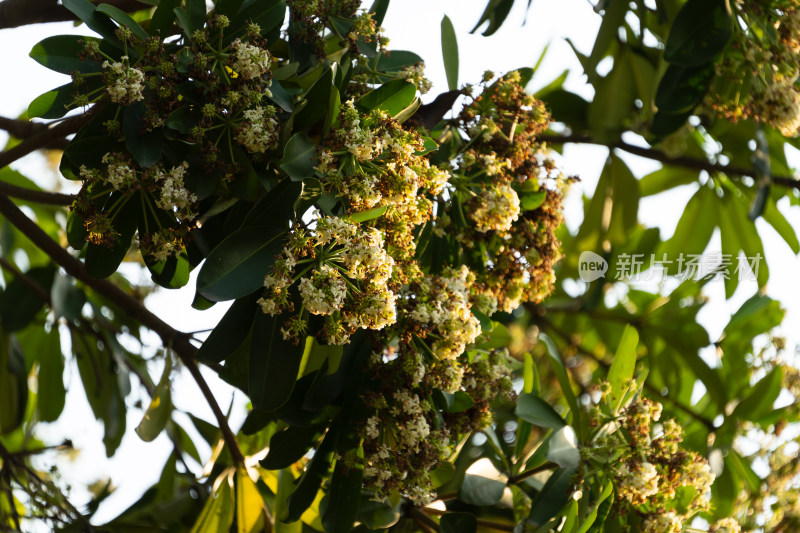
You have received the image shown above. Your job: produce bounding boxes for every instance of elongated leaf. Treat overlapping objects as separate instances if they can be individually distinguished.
[459,474,505,506]
[249,312,305,411]
[732,367,783,421]
[0,266,55,332]
[197,226,286,302]
[546,426,580,469]
[196,292,259,364]
[607,325,638,403]
[356,79,417,117]
[585,0,627,79]
[280,134,318,181]
[0,332,26,435]
[260,425,320,470]
[441,15,459,91]
[190,473,235,533]
[639,167,699,197]
[287,429,336,521]
[30,35,103,74]
[236,468,266,533]
[516,393,565,429]
[528,466,577,526]
[135,357,172,442]
[321,448,364,533]
[150,0,181,36]
[28,83,76,120]
[344,205,387,223]
[762,199,800,253]
[62,0,123,44]
[35,329,66,422]
[96,4,150,41]
[664,0,732,67]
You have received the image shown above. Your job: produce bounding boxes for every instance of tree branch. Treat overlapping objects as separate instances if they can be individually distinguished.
[0,0,153,30]
[0,193,245,467]
[0,114,89,170]
[0,116,69,149]
[539,134,800,191]
[419,508,515,532]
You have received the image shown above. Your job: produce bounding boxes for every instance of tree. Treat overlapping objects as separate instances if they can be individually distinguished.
[0,0,797,532]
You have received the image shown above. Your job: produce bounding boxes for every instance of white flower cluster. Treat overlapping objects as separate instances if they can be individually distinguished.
[298,264,347,315]
[99,152,136,190]
[230,39,270,79]
[709,518,742,533]
[389,390,431,453]
[153,161,197,221]
[258,216,397,344]
[102,56,145,105]
[234,105,279,153]
[401,63,432,94]
[406,265,481,360]
[617,462,659,504]
[760,79,800,137]
[642,510,682,533]
[470,183,521,233]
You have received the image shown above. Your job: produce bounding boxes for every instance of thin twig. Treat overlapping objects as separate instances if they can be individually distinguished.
[0,193,246,467]
[507,461,559,485]
[539,133,800,191]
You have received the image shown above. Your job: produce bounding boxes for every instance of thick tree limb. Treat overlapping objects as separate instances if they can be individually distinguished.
[539,134,800,191]
[0,0,152,30]
[0,116,69,149]
[0,193,246,467]
[0,114,89,170]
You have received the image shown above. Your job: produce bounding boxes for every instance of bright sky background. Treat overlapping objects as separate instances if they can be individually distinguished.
[0,0,798,524]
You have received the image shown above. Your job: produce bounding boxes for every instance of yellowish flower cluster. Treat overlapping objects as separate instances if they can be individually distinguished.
[469,183,521,233]
[403,266,482,360]
[257,216,397,344]
[152,161,197,222]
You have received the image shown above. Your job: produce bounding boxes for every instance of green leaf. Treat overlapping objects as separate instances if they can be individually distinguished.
[577,482,613,533]
[519,189,546,211]
[639,167,699,197]
[28,83,76,120]
[236,468,266,533]
[196,293,259,364]
[34,329,65,422]
[135,356,172,442]
[62,0,123,44]
[196,226,286,302]
[298,337,344,378]
[440,513,477,533]
[662,186,716,268]
[655,63,714,114]
[528,467,577,526]
[0,266,55,332]
[516,393,566,429]
[51,273,86,322]
[274,468,303,532]
[356,79,417,117]
[0,332,27,435]
[249,312,305,411]
[150,0,181,36]
[376,50,424,73]
[441,15,459,91]
[293,67,333,130]
[280,133,318,181]
[85,194,138,279]
[286,429,335,521]
[607,325,638,404]
[470,0,515,36]
[732,367,783,421]
[664,0,732,67]
[546,426,580,469]
[321,448,364,533]
[584,0,628,79]
[260,425,320,470]
[30,35,103,74]
[344,205,387,223]
[244,179,303,228]
[762,199,800,253]
[459,474,506,506]
[588,54,636,141]
[96,4,150,41]
[189,473,235,533]
[124,103,164,167]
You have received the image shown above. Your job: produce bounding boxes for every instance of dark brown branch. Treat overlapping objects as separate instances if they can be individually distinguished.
[0,116,69,150]
[0,193,246,467]
[507,461,559,485]
[0,114,89,169]
[0,0,153,30]
[539,134,800,191]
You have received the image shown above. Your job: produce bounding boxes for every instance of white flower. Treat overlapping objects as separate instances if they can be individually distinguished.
[298,264,347,315]
[470,183,521,233]
[230,39,270,79]
[102,56,145,104]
